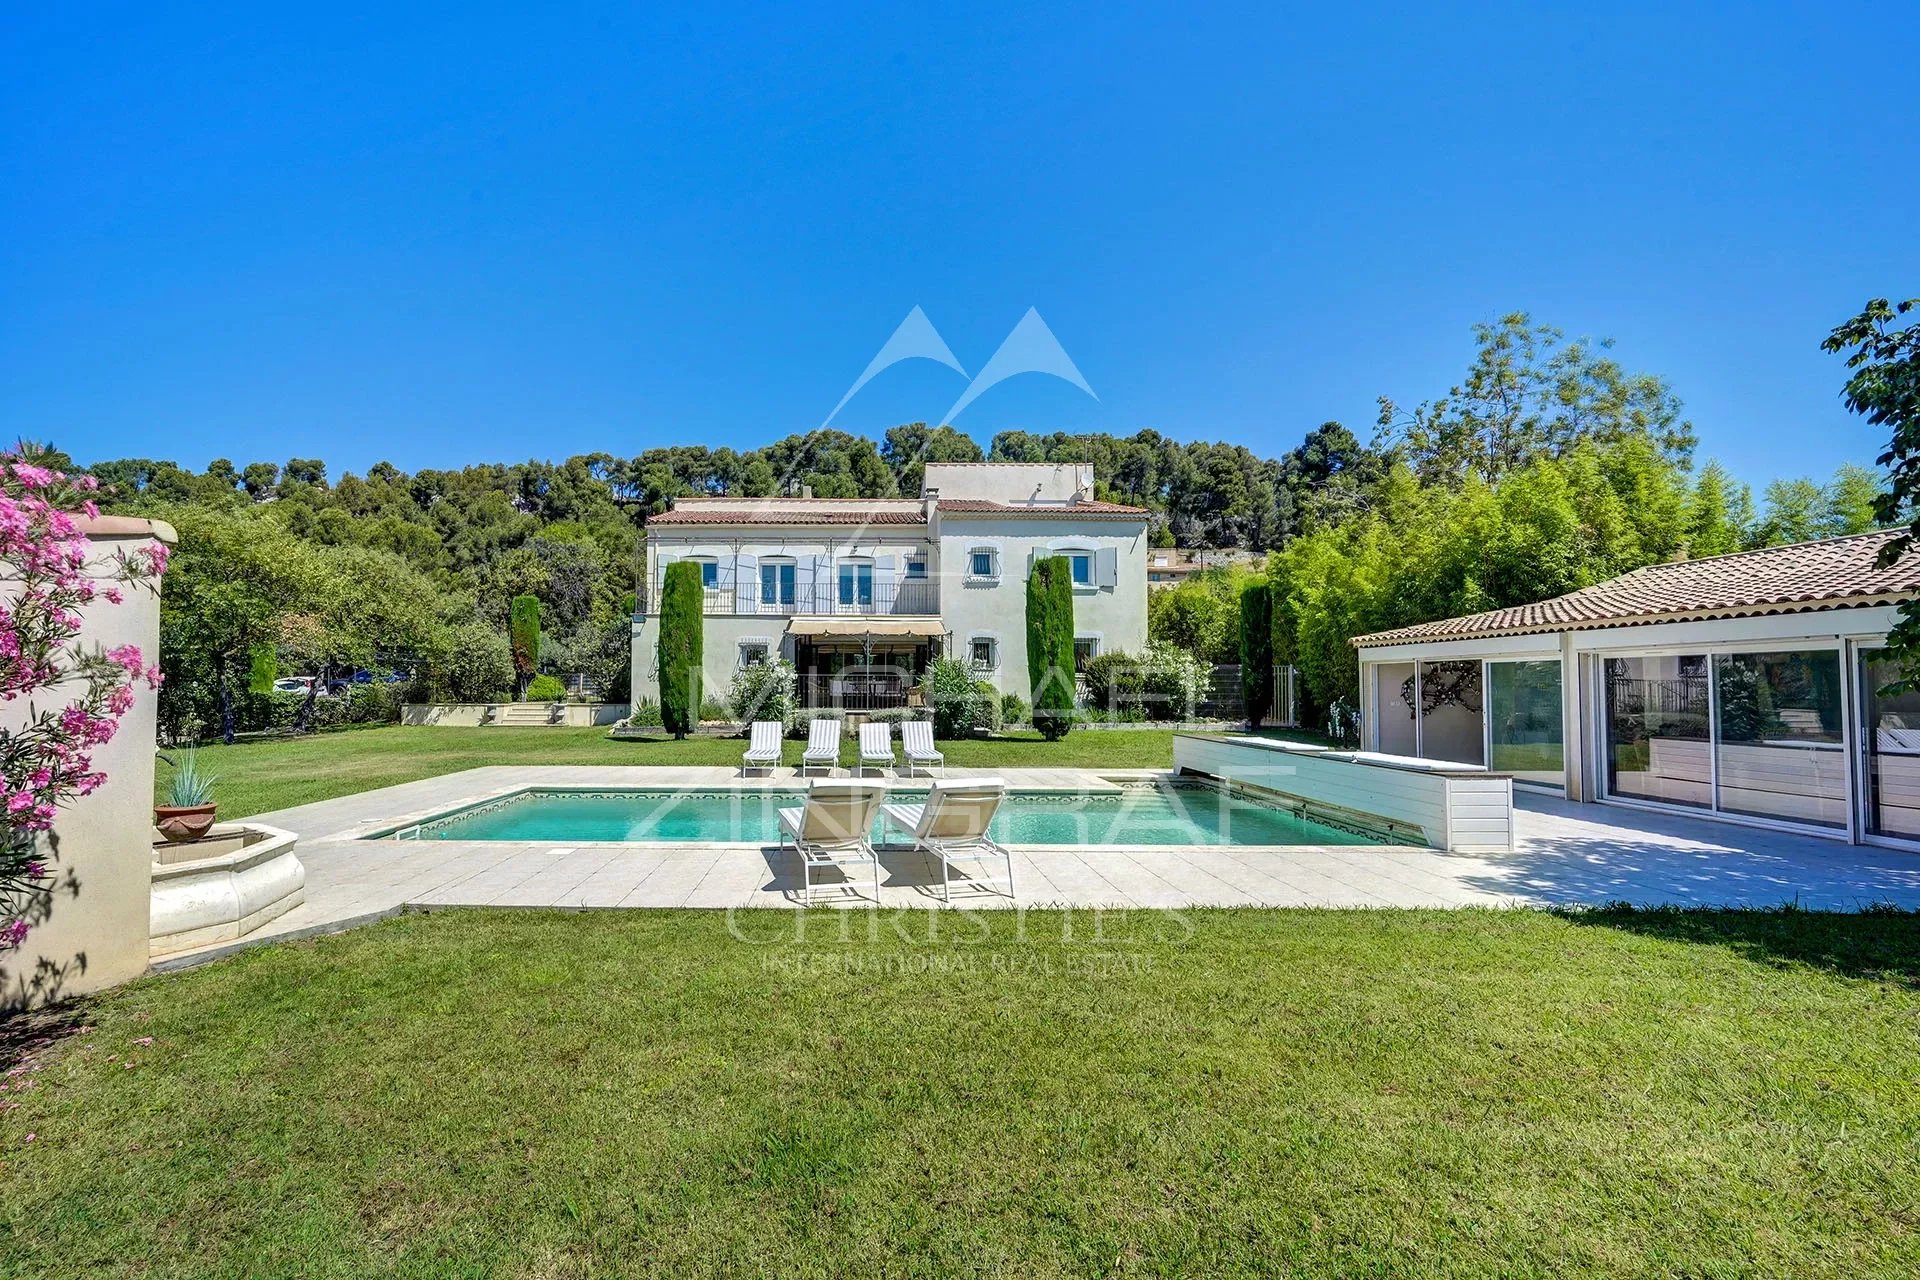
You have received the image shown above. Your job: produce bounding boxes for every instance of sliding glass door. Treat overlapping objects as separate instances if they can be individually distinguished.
[1860,648,1920,841]
[1601,646,1847,831]
[1487,661,1564,789]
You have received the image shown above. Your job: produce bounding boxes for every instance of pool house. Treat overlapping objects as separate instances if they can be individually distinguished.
[1351,530,1920,847]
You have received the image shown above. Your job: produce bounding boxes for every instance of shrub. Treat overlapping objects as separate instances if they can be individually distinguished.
[1082,651,1144,713]
[657,561,705,739]
[423,620,516,704]
[627,699,663,727]
[728,659,797,724]
[787,706,846,739]
[1026,555,1076,741]
[975,680,1005,734]
[1141,641,1212,719]
[1240,579,1275,727]
[863,706,927,726]
[509,595,542,697]
[699,695,732,722]
[525,673,565,702]
[924,657,993,738]
[1000,692,1030,725]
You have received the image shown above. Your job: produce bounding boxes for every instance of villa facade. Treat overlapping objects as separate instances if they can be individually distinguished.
[1352,530,1920,848]
[630,462,1150,711]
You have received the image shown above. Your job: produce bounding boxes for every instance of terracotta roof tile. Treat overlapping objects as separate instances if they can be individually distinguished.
[936,498,1150,518]
[1353,529,1920,646]
[646,506,924,526]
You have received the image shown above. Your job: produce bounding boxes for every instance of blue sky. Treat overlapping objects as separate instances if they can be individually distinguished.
[3,3,1915,489]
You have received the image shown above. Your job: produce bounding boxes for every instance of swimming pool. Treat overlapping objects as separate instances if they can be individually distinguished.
[381,781,1391,847]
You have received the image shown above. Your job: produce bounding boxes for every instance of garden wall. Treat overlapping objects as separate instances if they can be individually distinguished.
[0,518,172,1010]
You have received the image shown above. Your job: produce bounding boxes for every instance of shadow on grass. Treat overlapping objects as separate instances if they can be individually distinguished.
[1557,901,1920,987]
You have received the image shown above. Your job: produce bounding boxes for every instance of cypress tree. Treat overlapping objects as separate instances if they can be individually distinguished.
[1240,579,1275,728]
[509,594,542,700]
[657,560,705,739]
[1026,555,1077,741]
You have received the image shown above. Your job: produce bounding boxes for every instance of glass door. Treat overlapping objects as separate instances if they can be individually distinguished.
[1486,660,1564,789]
[1859,647,1920,842]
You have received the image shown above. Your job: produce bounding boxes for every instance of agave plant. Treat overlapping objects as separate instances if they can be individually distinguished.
[164,750,216,808]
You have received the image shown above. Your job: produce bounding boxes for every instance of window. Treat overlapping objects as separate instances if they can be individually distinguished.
[1069,553,1093,586]
[969,548,997,580]
[696,559,720,589]
[1713,650,1844,828]
[969,637,997,670]
[904,557,927,580]
[837,561,874,609]
[760,560,796,607]
[1073,637,1100,672]
[738,641,769,668]
[1604,655,1711,811]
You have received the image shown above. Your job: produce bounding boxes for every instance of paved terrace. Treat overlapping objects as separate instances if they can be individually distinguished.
[158,765,1920,969]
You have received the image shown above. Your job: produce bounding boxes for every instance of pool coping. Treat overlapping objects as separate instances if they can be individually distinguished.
[355,773,1410,848]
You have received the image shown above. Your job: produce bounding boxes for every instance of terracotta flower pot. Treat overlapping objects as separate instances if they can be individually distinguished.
[154,803,217,843]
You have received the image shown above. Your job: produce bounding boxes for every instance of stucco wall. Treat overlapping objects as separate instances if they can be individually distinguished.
[1,523,170,1010]
[936,517,1148,697]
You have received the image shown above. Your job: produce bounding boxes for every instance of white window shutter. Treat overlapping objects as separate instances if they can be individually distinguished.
[875,554,896,611]
[734,553,758,612]
[1097,547,1118,588]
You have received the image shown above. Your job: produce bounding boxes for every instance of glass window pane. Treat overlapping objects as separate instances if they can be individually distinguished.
[1488,660,1564,788]
[1071,555,1091,585]
[1714,650,1846,828]
[971,551,993,577]
[1418,660,1484,766]
[1862,648,1920,840]
[760,563,776,604]
[699,560,718,588]
[1373,662,1417,756]
[1605,655,1711,809]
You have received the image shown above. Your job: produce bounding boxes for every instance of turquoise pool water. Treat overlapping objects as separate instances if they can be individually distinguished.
[387,783,1383,847]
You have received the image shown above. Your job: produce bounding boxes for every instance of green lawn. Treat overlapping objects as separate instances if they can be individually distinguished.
[4,907,1918,1277]
[156,725,1316,820]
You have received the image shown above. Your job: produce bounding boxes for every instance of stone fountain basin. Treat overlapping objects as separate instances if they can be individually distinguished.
[150,822,306,957]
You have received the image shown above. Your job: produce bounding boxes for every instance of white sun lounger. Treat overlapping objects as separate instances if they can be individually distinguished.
[779,780,887,905]
[801,718,841,775]
[741,720,783,775]
[901,719,944,777]
[858,721,896,775]
[880,777,1013,902]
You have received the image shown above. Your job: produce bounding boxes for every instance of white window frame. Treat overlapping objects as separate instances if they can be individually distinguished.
[968,634,999,672]
[1073,634,1102,672]
[904,555,928,581]
[836,557,875,612]
[759,556,798,611]
[967,546,999,582]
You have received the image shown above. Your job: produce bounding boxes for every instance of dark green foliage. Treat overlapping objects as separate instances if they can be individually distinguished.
[657,560,704,739]
[1082,651,1145,713]
[1026,556,1077,741]
[246,644,278,695]
[508,595,541,697]
[1824,297,1920,685]
[1240,580,1275,728]
[923,657,992,738]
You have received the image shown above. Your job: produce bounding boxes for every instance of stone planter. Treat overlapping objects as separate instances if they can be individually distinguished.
[153,803,218,843]
[149,822,306,957]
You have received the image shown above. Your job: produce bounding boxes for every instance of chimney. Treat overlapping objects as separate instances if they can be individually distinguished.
[922,485,940,523]
[800,483,813,500]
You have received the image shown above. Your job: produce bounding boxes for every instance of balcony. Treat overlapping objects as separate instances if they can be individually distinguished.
[640,574,940,618]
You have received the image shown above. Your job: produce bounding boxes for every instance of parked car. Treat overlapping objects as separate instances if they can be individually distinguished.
[271,676,316,694]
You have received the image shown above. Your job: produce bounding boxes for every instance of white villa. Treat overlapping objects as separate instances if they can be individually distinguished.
[1352,530,1920,848]
[630,462,1150,711]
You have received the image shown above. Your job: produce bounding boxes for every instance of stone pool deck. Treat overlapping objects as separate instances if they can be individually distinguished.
[155,765,1920,969]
